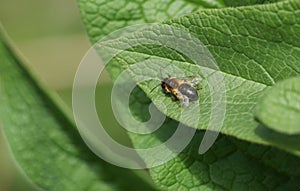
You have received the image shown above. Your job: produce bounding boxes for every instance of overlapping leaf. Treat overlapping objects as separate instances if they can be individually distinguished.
[0,29,156,191]
[256,77,300,135]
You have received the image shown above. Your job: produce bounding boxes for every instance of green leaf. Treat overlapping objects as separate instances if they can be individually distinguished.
[149,135,300,191]
[255,77,300,135]
[91,0,300,157]
[77,0,281,43]
[0,28,156,191]
[223,0,286,7]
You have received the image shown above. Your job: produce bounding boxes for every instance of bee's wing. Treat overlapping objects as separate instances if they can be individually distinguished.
[181,76,201,86]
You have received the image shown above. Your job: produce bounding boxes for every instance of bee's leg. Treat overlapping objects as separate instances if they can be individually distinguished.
[163,86,172,94]
[171,94,178,101]
[176,91,189,106]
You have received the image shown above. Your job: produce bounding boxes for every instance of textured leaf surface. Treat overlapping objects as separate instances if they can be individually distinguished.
[78,0,282,43]
[256,77,300,135]
[0,29,156,191]
[91,0,300,156]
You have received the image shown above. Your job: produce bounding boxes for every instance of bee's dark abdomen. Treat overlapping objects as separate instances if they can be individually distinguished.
[178,84,198,101]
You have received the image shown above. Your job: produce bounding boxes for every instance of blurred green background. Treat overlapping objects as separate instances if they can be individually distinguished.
[0,0,126,190]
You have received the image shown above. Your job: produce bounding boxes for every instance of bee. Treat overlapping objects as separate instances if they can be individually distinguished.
[151,76,201,106]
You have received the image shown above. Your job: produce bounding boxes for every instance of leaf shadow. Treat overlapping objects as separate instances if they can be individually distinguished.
[255,124,300,152]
